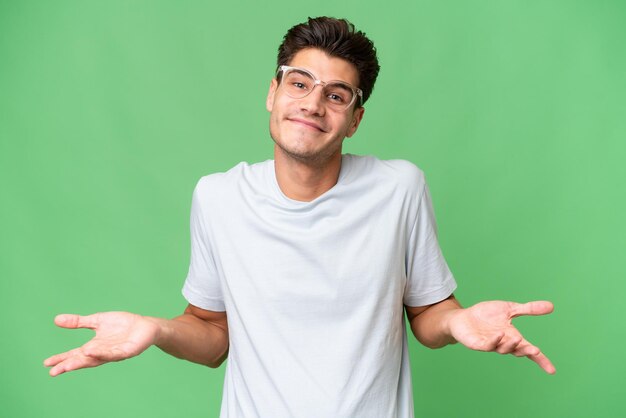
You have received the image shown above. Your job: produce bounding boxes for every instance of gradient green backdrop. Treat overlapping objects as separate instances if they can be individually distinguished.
[2,0,624,417]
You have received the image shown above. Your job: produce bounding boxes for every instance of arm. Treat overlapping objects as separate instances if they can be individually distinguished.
[44,304,228,377]
[155,304,228,367]
[405,295,556,374]
[405,294,463,349]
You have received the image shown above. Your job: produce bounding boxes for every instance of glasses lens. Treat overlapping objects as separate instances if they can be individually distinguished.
[282,69,314,99]
[280,67,357,110]
[323,83,355,109]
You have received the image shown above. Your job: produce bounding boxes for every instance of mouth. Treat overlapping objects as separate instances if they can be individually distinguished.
[287,117,326,132]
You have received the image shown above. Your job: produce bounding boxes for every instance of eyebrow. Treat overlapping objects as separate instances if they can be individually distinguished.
[288,68,312,77]
[287,66,356,89]
[327,82,354,93]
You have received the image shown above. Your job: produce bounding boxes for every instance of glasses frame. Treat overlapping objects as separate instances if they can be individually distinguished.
[276,65,364,110]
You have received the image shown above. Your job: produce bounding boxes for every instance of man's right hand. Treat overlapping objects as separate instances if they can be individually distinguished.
[44,312,161,377]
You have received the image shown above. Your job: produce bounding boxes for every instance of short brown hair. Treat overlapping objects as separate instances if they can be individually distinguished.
[277,17,380,106]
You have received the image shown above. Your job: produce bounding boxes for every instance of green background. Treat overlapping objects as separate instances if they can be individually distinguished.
[1,0,624,417]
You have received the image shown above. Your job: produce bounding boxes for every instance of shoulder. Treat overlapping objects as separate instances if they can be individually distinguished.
[346,154,426,192]
[194,160,271,195]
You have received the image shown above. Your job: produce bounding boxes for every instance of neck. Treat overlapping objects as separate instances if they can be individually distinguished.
[274,147,342,202]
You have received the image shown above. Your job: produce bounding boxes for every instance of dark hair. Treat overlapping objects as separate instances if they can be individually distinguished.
[277,17,380,106]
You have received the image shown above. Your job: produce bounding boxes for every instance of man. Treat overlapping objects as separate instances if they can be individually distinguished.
[44,17,555,418]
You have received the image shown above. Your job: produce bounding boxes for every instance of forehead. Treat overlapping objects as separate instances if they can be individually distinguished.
[287,48,359,86]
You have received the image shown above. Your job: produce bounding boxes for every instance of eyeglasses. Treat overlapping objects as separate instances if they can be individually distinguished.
[276,65,363,111]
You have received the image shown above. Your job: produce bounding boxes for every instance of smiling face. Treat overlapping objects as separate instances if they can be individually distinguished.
[266,48,365,166]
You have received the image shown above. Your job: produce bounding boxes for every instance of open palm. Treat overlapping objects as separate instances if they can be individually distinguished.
[44,312,160,377]
[448,300,555,374]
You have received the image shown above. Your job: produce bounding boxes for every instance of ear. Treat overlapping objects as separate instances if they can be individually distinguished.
[346,106,365,138]
[266,78,278,112]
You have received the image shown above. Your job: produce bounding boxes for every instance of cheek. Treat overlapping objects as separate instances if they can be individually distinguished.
[336,116,354,135]
[270,96,290,118]
[268,109,286,139]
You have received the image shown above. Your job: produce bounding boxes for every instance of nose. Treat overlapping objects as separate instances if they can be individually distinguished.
[299,84,326,115]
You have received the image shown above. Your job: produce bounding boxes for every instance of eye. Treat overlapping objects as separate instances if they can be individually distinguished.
[284,70,313,92]
[327,93,345,103]
[325,83,353,105]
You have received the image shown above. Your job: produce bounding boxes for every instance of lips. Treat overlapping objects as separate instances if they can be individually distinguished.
[287,117,326,132]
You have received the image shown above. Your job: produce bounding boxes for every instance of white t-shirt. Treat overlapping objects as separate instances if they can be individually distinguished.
[182,154,457,418]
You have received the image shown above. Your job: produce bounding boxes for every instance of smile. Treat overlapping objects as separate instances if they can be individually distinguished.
[287,118,326,132]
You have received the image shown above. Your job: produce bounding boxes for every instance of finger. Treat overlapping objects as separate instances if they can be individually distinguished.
[510,339,556,374]
[527,350,556,374]
[470,332,505,352]
[83,343,130,362]
[54,314,98,330]
[48,353,104,377]
[511,339,541,357]
[43,347,83,367]
[496,335,523,355]
[510,301,554,318]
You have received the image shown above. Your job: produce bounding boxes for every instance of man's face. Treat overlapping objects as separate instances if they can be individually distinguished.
[266,48,365,165]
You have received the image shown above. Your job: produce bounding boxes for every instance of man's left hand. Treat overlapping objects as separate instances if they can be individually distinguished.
[447,300,556,374]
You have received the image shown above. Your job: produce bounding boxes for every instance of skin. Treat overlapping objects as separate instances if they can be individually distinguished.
[406,296,556,374]
[44,48,556,378]
[266,48,364,201]
[44,305,229,376]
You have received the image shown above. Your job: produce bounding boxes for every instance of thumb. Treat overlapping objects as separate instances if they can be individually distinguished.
[510,301,554,318]
[54,314,98,330]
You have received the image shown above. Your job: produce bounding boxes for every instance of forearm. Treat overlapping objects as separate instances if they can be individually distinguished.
[407,296,463,349]
[148,313,229,368]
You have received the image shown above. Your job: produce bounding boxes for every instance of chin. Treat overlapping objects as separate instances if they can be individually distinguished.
[282,144,341,165]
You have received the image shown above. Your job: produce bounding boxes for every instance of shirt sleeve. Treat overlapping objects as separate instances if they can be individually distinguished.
[181,179,226,312]
[403,183,457,307]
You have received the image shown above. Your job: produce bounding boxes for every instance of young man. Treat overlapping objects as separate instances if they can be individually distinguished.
[44,17,555,418]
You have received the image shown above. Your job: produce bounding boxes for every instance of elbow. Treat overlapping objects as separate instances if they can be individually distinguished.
[207,359,226,368]
[411,328,457,349]
[416,336,455,350]
[206,347,229,368]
